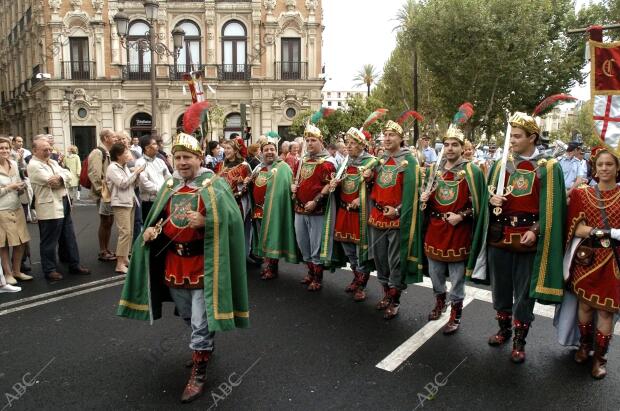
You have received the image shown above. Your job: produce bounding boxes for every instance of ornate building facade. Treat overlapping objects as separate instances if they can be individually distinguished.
[0,0,324,156]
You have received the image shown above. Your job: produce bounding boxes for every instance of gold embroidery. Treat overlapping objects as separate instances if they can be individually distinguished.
[119,299,149,311]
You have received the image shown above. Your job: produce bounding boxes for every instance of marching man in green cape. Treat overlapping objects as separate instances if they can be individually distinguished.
[321,127,377,302]
[117,133,249,403]
[367,120,424,319]
[420,124,488,334]
[244,136,298,279]
[486,112,565,363]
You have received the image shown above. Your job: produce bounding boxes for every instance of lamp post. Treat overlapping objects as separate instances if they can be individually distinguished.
[114,2,184,137]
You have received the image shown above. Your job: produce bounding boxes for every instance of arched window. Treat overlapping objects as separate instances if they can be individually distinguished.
[224,113,242,139]
[127,20,150,80]
[221,20,247,80]
[176,114,184,134]
[130,112,152,140]
[175,20,201,78]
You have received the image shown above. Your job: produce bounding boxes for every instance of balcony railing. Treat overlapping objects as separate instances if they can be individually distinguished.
[122,64,151,80]
[217,64,250,81]
[170,64,205,80]
[274,61,307,80]
[61,61,96,80]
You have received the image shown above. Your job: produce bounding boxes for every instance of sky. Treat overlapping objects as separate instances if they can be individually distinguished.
[322,0,598,100]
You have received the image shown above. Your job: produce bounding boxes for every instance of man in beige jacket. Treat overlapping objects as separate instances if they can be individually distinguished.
[87,129,115,261]
[27,137,90,281]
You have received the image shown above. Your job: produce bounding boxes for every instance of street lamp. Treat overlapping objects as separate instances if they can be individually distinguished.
[114,2,184,137]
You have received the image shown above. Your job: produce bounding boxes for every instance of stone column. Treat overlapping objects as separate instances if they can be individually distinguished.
[112,102,125,132]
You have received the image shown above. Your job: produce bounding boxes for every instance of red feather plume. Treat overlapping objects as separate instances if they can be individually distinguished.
[362,130,372,141]
[532,94,577,117]
[396,110,424,126]
[362,108,388,129]
[452,102,474,125]
[183,101,210,134]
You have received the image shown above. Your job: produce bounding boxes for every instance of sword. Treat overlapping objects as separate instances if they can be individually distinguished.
[420,146,445,210]
[329,155,349,192]
[292,140,306,200]
[488,114,514,216]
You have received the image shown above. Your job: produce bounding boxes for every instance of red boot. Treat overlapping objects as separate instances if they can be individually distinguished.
[307,264,323,291]
[510,320,530,364]
[574,321,593,364]
[428,293,447,321]
[180,350,211,403]
[260,258,279,280]
[352,272,370,302]
[592,331,612,379]
[442,300,463,335]
[376,284,391,310]
[488,311,512,346]
[384,288,401,320]
[300,262,314,285]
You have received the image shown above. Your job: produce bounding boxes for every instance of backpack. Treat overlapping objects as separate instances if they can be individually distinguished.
[79,147,105,189]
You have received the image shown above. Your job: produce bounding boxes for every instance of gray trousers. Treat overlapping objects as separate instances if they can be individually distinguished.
[169,288,215,352]
[427,258,466,302]
[488,246,536,323]
[294,213,324,265]
[369,226,404,289]
[341,242,370,274]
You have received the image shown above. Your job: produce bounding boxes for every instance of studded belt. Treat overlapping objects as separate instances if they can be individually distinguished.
[491,213,538,228]
[169,240,204,257]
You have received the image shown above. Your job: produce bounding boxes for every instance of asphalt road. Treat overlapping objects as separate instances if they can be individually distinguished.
[1,204,619,410]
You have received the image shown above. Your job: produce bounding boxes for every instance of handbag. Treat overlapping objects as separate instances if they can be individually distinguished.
[573,238,594,266]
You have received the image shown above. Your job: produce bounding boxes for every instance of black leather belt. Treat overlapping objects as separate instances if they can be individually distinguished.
[592,238,620,248]
[170,240,204,257]
[491,213,538,227]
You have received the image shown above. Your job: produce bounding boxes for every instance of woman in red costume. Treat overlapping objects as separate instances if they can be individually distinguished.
[566,147,620,379]
[215,138,252,256]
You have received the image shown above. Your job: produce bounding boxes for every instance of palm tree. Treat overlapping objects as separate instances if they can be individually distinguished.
[353,64,379,97]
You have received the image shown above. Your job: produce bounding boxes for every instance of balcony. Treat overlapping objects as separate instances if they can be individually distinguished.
[61,61,96,80]
[217,64,250,81]
[275,61,307,80]
[121,64,151,80]
[170,64,205,80]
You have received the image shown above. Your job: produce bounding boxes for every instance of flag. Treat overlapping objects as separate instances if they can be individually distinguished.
[590,36,620,150]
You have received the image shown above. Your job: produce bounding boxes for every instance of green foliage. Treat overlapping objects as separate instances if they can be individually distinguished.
[376,0,612,136]
[289,95,387,144]
[353,64,380,97]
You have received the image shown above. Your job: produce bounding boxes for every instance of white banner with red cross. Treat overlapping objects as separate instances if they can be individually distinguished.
[590,36,620,151]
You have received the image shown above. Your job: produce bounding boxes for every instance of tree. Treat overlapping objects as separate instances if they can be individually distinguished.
[376,0,611,139]
[289,95,387,144]
[353,64,380,97]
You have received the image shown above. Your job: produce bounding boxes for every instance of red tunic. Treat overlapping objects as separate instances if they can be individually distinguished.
[496,159,540,244]
[216,161,251,213]
[285,153,300,176]
[567,186,620,312]
[369,158,404,229]
[295,157,336,215]
[252,166,270,219]
[162,185,206,289]
[424,169,473,262]
[334,165,363,243]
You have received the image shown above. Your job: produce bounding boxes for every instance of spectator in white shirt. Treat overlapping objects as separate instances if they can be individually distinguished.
[135,135,172,220]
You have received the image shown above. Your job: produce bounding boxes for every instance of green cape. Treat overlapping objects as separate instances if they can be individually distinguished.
[484,156,566,304]
[320,153,377,269]
[251,159,298,263]
[117,170,250,331]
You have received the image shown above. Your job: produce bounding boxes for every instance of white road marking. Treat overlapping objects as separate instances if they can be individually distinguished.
[0,280,125,316]
[0,274,126,309]
[376,296,475,372]
[374,276,620,372]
